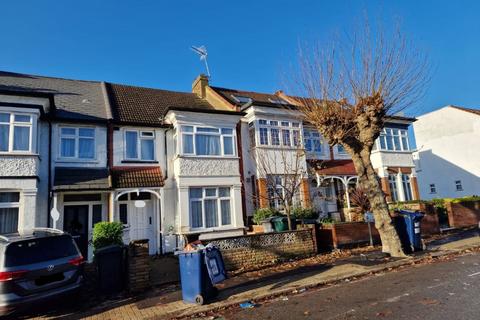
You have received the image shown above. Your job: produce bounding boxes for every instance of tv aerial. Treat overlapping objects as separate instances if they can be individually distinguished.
[191,45,211,78]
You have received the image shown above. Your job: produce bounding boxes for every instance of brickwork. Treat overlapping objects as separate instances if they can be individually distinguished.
[380,177,392,203]
[446,201,480,228]
[127,239,150,293]
[318,222,381,249]
[207,229,316,271]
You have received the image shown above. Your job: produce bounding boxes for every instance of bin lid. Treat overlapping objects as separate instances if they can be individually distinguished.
[94,244,124,255]
[272,216,288,222]
[399,210,424,219]
[204,247,227,284]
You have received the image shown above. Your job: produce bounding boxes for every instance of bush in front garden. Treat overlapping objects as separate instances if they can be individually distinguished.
[292,207,317,220]
[92,222,124,251]
[253,207,279,225]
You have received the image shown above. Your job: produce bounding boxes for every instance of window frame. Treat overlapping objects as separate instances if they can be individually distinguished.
[189,186,233,230]
[0,112,34,154]
[58,126,96,160]
[180,125,236,157]
[378,128,410,151]
[255,119,301,148]
[455,180,463,191]
[0,191,20,234]
[429,183,437,194]
[124,129,156,161]
[303,129,326,156]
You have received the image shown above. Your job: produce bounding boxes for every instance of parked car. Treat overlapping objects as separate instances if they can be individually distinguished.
[0,228,84,316]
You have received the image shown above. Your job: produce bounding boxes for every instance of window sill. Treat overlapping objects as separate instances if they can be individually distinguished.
[0,152,39,157]
[185,226,243,234]
[178,155,239,160]
[372,150,412,154]
[56,158,99,164]
[121,160,159,164]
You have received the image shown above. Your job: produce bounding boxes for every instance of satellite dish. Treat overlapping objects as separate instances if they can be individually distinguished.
[134,200,146,208]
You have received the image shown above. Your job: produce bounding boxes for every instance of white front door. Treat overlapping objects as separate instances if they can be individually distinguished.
[128,200,156,255]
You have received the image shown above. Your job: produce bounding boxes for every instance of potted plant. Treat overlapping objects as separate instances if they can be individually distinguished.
[252,208,278,233]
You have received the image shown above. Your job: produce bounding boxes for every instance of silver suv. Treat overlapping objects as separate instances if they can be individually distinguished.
[0,228,84,316]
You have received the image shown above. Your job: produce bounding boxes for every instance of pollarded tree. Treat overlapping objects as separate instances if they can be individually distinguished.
[291,21,430,257]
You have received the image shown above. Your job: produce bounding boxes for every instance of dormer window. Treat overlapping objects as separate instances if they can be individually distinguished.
[231,95,252,104]
[268,98,288,105]
[0,112,33,153]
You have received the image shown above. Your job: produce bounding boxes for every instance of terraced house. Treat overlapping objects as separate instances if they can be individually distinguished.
[0,70,420,260]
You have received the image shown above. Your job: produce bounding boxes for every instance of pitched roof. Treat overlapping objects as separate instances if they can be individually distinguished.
[106,83,223,126]
[53,167,110,191]
[309,159,357,176]
[0,71,110,121]
[111,167,164,188]
[451,105,480,116]
[211,86,293,109]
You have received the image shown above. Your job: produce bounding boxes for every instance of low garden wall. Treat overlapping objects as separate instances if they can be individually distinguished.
[207,229,317,272]
[446,200,480,228]
[317,222,381,250]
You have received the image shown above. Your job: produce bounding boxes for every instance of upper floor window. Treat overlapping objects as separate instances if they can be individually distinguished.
[455,180,463,191]
[256,119,301,148]
[181,125,235,156]
[336,144,347,155]
[429,183,436,194]
[0,113,32,153]
[304,130,324,155]
[379,128,409,151]
[60,127,95,159]
[125,130,155,161]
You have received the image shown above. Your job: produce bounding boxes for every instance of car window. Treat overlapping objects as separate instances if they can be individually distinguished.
[4,235,79,267]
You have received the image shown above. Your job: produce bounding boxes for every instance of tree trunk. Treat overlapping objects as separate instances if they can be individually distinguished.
[351,149,406,257]
[285,204,293,231]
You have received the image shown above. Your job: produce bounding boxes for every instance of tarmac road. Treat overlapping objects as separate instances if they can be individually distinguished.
[216,252,480,320]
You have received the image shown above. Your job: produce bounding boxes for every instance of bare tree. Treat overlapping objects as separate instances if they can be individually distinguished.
[290,20,430,257]
[252,144,308,230]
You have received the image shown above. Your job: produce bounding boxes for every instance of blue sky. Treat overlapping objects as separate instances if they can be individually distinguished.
[1,1,479,117]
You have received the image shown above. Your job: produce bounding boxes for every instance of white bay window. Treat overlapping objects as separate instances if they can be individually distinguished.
[60,127,95,159]
[0,113,33,153]
[255,119,301,148]
[189,187,232,229]
[181,125,235,156]
[378,128,410,151]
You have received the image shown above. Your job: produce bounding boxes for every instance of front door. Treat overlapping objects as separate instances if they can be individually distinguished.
[64,205,89,258]
[128,201,155,255]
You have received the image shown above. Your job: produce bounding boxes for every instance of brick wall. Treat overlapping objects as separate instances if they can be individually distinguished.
[446,201,480,228]
[318,222,381,249]
[127,239,150,293]
[206,229,316,272]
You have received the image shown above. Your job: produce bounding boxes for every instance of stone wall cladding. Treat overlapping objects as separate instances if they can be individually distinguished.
[0,155,38,176]
[206,229,316,272]
[178,157,239,177]
[446,201,480,228]
[128,240,150,293]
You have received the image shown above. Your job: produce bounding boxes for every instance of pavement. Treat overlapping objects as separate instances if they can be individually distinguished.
[15,227,480,320]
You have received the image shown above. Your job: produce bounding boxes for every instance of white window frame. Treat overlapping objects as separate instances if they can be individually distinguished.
[255,119,301,148]
[189,187,233,230]
[124,129,156,161]
[303,129,326,156]
[0,112,34,154]
[378,128,410,151]
[266,174,301,211]
[388,174,399,202]
[0,191,20,234]
[59,126,96,160]
[180,125,236,157]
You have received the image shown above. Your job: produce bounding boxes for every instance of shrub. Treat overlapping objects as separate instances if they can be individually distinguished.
[253,208,279,225]
[92,222,124,251]
[292,207,317,220]
[319,217,335,224]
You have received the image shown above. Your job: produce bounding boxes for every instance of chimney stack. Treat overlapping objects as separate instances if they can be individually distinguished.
[192,74,209,98]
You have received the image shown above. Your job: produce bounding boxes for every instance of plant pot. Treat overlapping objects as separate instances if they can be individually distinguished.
[252,225,264,233]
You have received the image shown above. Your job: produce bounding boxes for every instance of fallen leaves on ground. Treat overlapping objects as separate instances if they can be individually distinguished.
[419,298,439,305]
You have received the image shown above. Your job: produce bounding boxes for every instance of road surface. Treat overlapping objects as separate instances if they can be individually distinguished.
[216,252,480,320]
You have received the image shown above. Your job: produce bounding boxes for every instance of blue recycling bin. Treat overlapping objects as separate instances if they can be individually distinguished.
[177,246,226,305]
[393,210,424,253]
